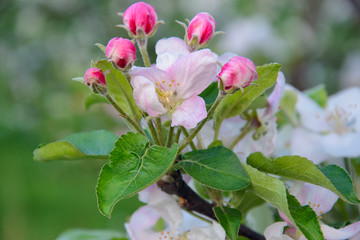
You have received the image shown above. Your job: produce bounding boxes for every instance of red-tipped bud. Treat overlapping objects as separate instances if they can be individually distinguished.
[186,12,216,49]
[84,68,106,86]
[123,2,158,38]
[105,37,136,69]
[218,56,258,93]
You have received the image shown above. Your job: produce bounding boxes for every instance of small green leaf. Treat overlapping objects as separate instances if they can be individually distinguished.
[213,63,281,136]
[236,191,265,214]
[56,229,126,240]
[287,192,323,240]
[247,153,360,204]
[199,81,219,106]
[33,130,117,162]
[243,164,324,240]
[95,43,106,54]
[213,206,243,240]
[305,84,327,108]
[95,60,141,122]
[72,77,85,84]
[84,93,109,110]
[176,146,250,191]
[246,95,268,110]
[96,132,178,217]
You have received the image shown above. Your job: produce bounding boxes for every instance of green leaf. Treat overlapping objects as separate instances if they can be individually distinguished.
[72,77,85,84]
[243,164,324,240]
[213,63,281,136]
[236,191,265,214]
[278,90,298,126]
[199,81,219,106]
[305,84,327,108]
[213,206,243,240]
[246,95,268,110]
[56,229,126,240]
[247,152,360,204]
[95,60,141,122]
[84,93,108,110]
[286,192,324,240]
[33,130,117,162]
[95,43,106,54]
[96,132,178,217]
[176,146,250,191]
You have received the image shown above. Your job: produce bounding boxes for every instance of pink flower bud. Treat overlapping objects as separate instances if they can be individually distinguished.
[105,37,136,69]
[218,56,258,93]
[186,12,216,48]
[84,68,106,86]
[123,2,158,37]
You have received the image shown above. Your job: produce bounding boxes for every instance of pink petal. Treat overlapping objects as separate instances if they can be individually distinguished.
[322,221,360,240]
[156,37,190,71]
[265,71,286,116]
[168,49,217,100]
[131,68,168,117]
[125,206,160,240]
[171,96,207,129]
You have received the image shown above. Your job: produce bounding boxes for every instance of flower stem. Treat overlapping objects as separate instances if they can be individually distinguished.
[104,92,144,135]
[178,92,225,153]
[229,123,254,150]
[146,117,160,145]
[137,38,151,67]
[181,127,197,150]
[166,126,174,147]
[174,127,181,144]
[155,117,164,145]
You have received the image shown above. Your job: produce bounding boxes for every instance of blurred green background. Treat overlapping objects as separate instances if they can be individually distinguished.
[0,0,359,239]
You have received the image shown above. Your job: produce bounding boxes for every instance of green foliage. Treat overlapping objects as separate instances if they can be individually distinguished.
[236,191,265,214]
[96,132,178,218]
[176,146,250,191]
[286,192,324,240]
[213,206,243,240]
[56,229,126,240]
[199,81,219,106]
[213,63,281,137]
[33,130,117,162]
[84,93,108,110]
[278,89,298,126]
[95,60,141,122]
[247,152,360,204]
[243,164,324,240]
[305,84,328,108]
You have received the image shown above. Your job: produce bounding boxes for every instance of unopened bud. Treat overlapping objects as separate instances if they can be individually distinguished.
[218,56,258,93]
[122,2,158,39]
[186,12,216,50]
[105,37,136,70]
[84,68,106,86]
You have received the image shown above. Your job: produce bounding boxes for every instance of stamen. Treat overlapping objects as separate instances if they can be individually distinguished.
[177,83,180,86]
[172,80,175,83]
[169,84,172,87]
[162,80,165,83]
[156,81,160,86]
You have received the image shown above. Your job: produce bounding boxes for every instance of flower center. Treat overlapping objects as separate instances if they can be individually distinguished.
[308,201,323,218]
[158,230,186,240]
[325,105,357,135]
[155,80,181,110]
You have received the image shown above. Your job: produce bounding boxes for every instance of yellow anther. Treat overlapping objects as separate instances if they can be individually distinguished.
[156,81,160,86]
[162,80,165,83]
[177,83,180,86]
[169,84,172,87]
[172,80,175,83]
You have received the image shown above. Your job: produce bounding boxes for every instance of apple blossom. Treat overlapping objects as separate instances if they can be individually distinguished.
[218,56,258,93]
[265,183,360,240]
[122,2,158,38]
[84,68,106,86]
[105,37,136,70]
[186,12,216,50]
[131,49,217,129]
[125,186,226,240]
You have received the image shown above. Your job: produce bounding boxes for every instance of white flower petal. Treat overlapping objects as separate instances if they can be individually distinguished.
[156,37,190,71]
[264,222,294,240]
[171,96,207,129]
[322,221,360,240]
[187,221,226,240]
[321,132,360,158]
[168,49,217,99]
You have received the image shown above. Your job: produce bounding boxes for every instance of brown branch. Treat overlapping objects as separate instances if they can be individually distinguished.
[157,171,265,240]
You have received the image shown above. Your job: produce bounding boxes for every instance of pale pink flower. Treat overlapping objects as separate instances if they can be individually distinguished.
[105,37,136,69]
[218,56,258,93]
[123,2,157,37]
[125,186,226,240]
[266,183,360,240]
[131,49,217,129]
[84,68,105,86]
[186,12,216,49]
